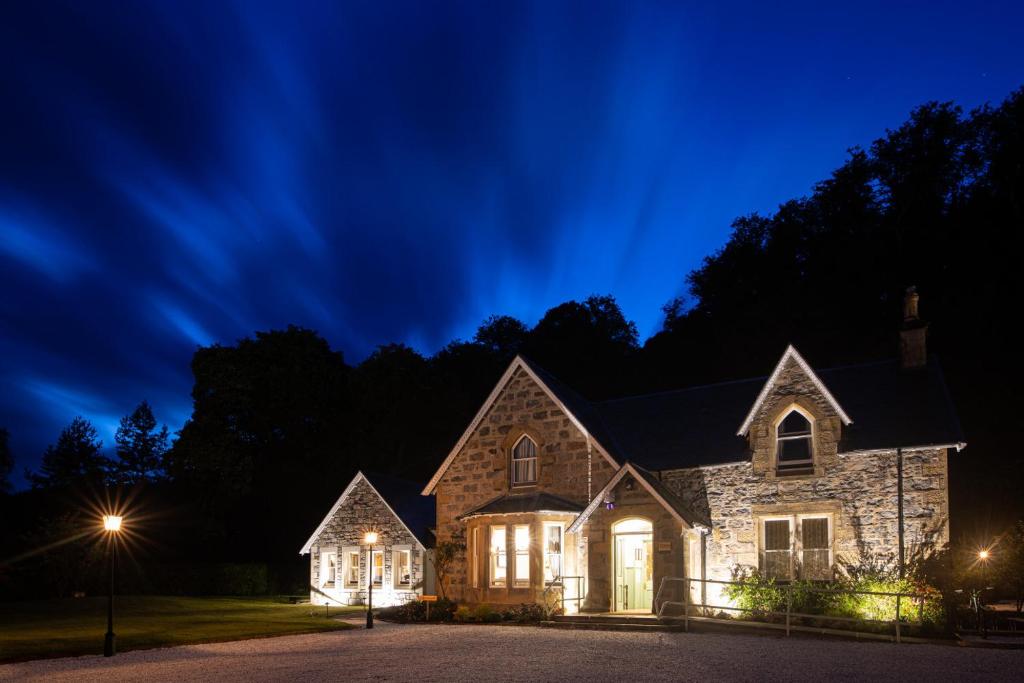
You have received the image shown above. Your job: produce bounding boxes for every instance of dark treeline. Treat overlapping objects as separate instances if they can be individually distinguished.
[1,87,1021,598]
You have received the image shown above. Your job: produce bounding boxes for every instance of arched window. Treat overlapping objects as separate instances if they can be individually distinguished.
[511,435,537,485]
[776,409,813,472]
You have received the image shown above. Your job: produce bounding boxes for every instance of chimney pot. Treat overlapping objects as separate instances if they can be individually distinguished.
[899,287,928,369]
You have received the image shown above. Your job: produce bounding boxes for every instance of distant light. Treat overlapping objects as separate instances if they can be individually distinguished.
[978,549,989,560]
[103,515,123,532]
[364,531,378,545]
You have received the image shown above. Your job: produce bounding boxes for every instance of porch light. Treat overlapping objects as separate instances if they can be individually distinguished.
[104,515,123,532]
[978,549,989,560]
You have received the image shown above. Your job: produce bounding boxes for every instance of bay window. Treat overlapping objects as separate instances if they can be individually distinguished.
[543,523,563,584]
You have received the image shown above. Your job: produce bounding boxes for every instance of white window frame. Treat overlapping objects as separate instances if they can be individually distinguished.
[513,524,530,588]
[511,435,538,487]
[490,525,507,587]
[342,546,360,588]
[543,522,564,585]
[774,406,815,473]
[320,548,338,588]
[392,545,413,590]
[758,513,834,581]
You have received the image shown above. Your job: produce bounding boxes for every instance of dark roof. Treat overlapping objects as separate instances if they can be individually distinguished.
[364,472,436,548]
[521,356,963,472]
[459,491,584,519]
[629,463,712,527]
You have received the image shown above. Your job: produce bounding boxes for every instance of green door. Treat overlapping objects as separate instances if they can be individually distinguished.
[614,532,653,612]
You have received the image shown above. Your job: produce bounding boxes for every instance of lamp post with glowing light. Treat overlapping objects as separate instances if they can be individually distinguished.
[102,515,123,657]
[978,549,991,638]
[365,531,378,629]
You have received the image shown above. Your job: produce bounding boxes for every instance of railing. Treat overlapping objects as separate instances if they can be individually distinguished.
[654,576,932,643]
[543,575,586,614]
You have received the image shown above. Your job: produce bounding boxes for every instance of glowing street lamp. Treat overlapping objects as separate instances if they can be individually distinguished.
[365,531,378,629]
[103,515,123,656]
[978,548,992,638]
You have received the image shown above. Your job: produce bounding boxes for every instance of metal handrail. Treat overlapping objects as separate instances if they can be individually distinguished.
[654,576,932,643]
[543,575,586,614]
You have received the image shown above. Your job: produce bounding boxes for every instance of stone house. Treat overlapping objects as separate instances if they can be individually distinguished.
[422,291,964,613]
[301,471,435,607]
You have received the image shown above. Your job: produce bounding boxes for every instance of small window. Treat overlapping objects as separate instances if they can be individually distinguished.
[321,552,337,587]
[511,436,538,486]
[544,524,563,584]
[776,410,813,472]
[801,517,831,580]
[490,526,507,587]
[762,519,792,580]
[513,525,530,587]
[344,548,360,587]
[371,550,384,586]
[393,549,412,588]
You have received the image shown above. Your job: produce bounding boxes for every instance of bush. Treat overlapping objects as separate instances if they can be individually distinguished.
[379,597,458,623]
[502,602,547,623]
[723,567,785,618]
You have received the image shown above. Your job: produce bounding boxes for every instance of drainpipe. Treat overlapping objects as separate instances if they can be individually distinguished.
[701,529,708,609]
[586,436,593,501]
[897,447,905,578]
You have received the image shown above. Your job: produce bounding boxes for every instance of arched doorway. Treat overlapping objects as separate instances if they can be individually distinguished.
[612,518,653,612]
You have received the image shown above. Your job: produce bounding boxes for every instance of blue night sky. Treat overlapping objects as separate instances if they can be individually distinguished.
[1,1,1022,484]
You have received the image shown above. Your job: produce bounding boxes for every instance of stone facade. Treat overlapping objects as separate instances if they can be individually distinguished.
[308,476,426,607]
[434,367,615,603]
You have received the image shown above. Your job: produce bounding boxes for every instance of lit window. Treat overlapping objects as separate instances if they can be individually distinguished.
[762,519,792,580]
[544,524,563,584]
[344,549,360,587]
[371,550,384,586]
[776,410,813,472]
[471,527,480,588]
[394,549,412,588]
[321,552,337,587]
[490,526,506,587]
[511,436,538,485]
[514,525,530,587]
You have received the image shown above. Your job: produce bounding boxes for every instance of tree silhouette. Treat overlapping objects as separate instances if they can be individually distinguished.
[28,417,111,489]
[114,401,170,483]
[0,428,12,493]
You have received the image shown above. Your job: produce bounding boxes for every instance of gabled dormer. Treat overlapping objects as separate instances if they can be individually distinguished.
[737,346,852,478]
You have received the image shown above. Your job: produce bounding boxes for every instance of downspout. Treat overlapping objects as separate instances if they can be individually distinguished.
[701,529,708,610]
[586,436,593,501]
[897,447,905,578]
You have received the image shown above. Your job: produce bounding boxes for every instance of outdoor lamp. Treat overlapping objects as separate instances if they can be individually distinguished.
[364,531,378,629]
[978,549,989,560]
[102,514,123,657]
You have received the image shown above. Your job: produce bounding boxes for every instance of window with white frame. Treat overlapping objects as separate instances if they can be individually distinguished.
[471,527,480,588]
[776,409,814,473]
[543,523,563,584]
[321,551,337,587]
[513,524,530,587]
[343,547,360,587]
[370,549,384,586]
[511,436,538,486]
[490,526,507,587]
[393,548,412,589]
[760,515,832,581]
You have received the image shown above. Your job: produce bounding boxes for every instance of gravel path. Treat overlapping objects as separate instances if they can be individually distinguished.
[1,620,1019,682]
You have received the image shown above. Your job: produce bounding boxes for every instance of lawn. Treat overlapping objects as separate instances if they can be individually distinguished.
[0,596,359,663]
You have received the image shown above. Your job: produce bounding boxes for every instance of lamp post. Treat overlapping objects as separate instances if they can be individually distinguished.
[978,549,991,638]
[365,531,378,629]
[102,515,123,657]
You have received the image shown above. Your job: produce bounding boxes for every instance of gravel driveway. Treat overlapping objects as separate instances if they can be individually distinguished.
[1,620,1019,682]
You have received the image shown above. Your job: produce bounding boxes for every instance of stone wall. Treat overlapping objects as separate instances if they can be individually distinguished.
[662,448,949,583]
[309,476,424,607]
[433,367,616,599]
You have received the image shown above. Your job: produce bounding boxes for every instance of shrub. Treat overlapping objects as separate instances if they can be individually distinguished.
[378,597,458,623]
[472,603,498,622]
[454,605,474,622]
[502,603,547,623]
[723,567,785,618]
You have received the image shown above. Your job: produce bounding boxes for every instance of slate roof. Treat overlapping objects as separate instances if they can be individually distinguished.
[364,472,436,548]
[459,491,584,519]
[521,355,963,473]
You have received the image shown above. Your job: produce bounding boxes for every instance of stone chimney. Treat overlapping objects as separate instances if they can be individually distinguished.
[899,287,928,369]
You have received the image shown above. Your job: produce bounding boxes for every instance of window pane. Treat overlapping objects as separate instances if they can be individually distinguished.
[347,552,360,585]
[764,550,792,580]
[764,520,790,550]
[512,437,538,484]
[514,525,529,587]
[490,526,506,586]
[802,518,829,549]
[778,436,812,463]
[779,411,811,435]
[801,518,830,580]
[372,551,383,585]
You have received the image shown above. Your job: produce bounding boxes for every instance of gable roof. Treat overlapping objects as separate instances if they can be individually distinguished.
[458,491,584,519]
[421,355,620,495]
[737,345,852,435]
[567,462,710,535]
[300,471,435,554]
[590,355,963,471]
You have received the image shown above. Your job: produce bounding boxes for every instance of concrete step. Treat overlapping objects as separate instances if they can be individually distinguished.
[540,620,685,632]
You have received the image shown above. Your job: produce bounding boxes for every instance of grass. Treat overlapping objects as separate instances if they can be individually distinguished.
[0,595,360,663]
